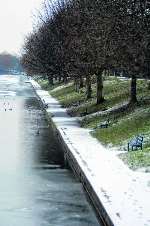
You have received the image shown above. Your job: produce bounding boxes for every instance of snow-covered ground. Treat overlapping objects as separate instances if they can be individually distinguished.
[31,80,150,226]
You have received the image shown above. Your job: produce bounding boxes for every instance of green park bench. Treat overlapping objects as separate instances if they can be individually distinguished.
[99,120,110,128]
[128,135,144,151]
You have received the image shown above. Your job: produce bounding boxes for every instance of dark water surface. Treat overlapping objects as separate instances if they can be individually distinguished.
[0,75,100,226]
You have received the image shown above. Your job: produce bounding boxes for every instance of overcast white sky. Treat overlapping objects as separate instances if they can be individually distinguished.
[0,0,43,55]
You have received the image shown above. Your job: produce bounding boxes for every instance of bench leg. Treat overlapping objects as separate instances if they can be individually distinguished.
[128,143,130,151]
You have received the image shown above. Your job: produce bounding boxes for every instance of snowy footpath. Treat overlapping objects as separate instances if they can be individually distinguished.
[31,80,150,226]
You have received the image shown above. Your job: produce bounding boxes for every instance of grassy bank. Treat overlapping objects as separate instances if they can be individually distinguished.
[39,77,150,170]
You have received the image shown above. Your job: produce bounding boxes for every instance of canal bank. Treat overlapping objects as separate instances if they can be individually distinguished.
[30,79,150,226]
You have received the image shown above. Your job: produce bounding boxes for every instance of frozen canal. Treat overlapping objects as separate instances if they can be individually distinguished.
[0,75,100,226]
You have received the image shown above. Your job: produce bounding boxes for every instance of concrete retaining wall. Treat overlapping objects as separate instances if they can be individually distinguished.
[45,112,114,226]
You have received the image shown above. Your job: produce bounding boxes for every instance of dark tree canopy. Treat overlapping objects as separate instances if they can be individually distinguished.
[21,0,150,103]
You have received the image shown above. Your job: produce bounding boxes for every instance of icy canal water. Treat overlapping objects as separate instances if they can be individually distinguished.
[0,75,100,226]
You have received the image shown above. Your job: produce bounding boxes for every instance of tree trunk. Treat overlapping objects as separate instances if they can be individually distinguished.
[59,76,61,82]
[96,71,104,104]
[79,76,84,89]
[58,71,62,82]
[130,74,137,103]
[86,75,92,99]
[147,81,150,90]
[74,78,78,92]
[48,76,53,85]
[63,75,67,84]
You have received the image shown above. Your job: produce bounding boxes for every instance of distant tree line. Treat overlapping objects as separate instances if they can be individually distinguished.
[0,52,22,74]
[21,0,150,104]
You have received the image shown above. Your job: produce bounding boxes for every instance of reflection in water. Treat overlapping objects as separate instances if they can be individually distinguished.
[0,75,100,226]
[21,96,64,167]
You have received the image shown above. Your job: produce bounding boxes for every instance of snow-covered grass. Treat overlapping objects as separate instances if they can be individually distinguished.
[38,77,150,169]
[88,106,150,170]
[119,147,150,170]
[50,83,85,107]
[38,79,62,91]
[91,107,150,145]
[46,76,130,116]
[37,79,50,90]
